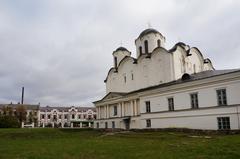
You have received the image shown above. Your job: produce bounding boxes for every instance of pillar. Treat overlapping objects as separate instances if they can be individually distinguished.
[43,122,45,128]
[122,102,125,117]
[71,123,73,128]
[80,122,82,128]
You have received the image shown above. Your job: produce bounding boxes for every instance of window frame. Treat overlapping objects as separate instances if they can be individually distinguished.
[146,119,151,128]
[216,89,227,106]
[144,40,149,53]
[190,93,199,109]
[113,105,118,116]
[112,121,115,129]
[168,97,174,111]
[145,101,151,113]
[217,117,230,130]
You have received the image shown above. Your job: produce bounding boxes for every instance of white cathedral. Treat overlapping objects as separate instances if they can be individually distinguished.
[93,28,240,130]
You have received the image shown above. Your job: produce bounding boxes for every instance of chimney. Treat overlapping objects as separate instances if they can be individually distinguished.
[21,87,24,104]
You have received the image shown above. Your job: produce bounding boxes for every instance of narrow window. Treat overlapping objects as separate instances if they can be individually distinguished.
[144,40,148,53]
[168,98,174,111]
[145,101,151,113]
[217,117,230,130]
[124,75,127,83]
[146,119,151,128]
[48,115,51,119]
[139,46,142,55]
[64,115,68,119]
[113,105,117,116]
[190,93,199,109]
[112,121,115,128]
[72,114,75,119]
[131,73,134,80]
[105,122,108,129]
[41,114,45,119]
[59,115,62,119]
[216,89,227,106]
[114,57,117,68]
[157,39,161,47]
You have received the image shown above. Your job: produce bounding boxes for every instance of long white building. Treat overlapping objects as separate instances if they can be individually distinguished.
[93,28,240,130]
[39,106,96,128]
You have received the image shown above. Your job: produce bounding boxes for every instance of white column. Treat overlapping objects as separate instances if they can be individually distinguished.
[71,123,73,128]
[106,105,109,118]
[134,100,137,116]
[43,122,45,128]
[105,105,107,119]
[80,122,82,128]
[118,103,121,117]
[122,102,125,117]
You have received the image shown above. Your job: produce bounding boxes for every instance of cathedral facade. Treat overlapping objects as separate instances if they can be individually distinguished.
[93,28,240,130]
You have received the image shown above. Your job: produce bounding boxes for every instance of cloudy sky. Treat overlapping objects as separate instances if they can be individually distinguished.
[0,0,239,106]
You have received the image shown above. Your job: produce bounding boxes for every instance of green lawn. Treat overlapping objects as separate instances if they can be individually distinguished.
[0,128,240,159]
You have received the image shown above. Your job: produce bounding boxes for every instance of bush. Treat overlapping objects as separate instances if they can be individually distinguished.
[0,116,20,128]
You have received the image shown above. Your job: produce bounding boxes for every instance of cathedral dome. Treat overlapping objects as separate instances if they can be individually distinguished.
[138,28,161,39]
[115,47,129,52]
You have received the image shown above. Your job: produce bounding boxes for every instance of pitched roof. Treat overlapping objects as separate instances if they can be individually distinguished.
[39,106,96,112]
[0,104,39,110]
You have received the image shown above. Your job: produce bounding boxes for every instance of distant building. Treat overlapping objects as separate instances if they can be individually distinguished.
[0,104,40,126]
[0,104,96,128]
[93,28,240,130]
[39,106,96,128]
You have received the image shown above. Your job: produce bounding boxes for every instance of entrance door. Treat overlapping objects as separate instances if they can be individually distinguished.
[123,118,130,130]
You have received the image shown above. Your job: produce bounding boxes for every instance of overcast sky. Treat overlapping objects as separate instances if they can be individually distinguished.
[0,0,239,107]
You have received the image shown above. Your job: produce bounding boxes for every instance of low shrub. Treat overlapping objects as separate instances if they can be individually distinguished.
[0,115,20,128]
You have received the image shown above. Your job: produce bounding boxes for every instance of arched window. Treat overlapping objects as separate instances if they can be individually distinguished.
[144,40,148,53]
[157,39,161,47]
[139,46,142,55]
[114,57,117,68]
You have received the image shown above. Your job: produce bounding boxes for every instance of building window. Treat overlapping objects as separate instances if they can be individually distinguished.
[144,40,149,53]
[145,101,151,113]
[112,121,115,129]
[124,75,126,83]
[41,115,45,119]
[217,117,230,130]
[113,106,117,116]
[72,114,75,119]
[217,89,227,106]
[114,56,117,68]
[105,122,108,129]
[146,119,151,128]
[48,115,51,119]
[131,73,134,80]
[59,115,62,119]
[64,115,68,119]
[168,98,174,111]
[157,39,161,47]
[78,115,81,119]
[190,93,199,109]
[139,46,142,55]
[96,122,99,128]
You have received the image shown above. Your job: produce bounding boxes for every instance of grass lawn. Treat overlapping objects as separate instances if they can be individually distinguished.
[0,128,240,159]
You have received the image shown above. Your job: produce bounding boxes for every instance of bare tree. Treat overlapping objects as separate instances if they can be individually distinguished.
[15,105,27,123]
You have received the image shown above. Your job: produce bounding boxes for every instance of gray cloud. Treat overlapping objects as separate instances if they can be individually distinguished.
[0,0,239,106]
